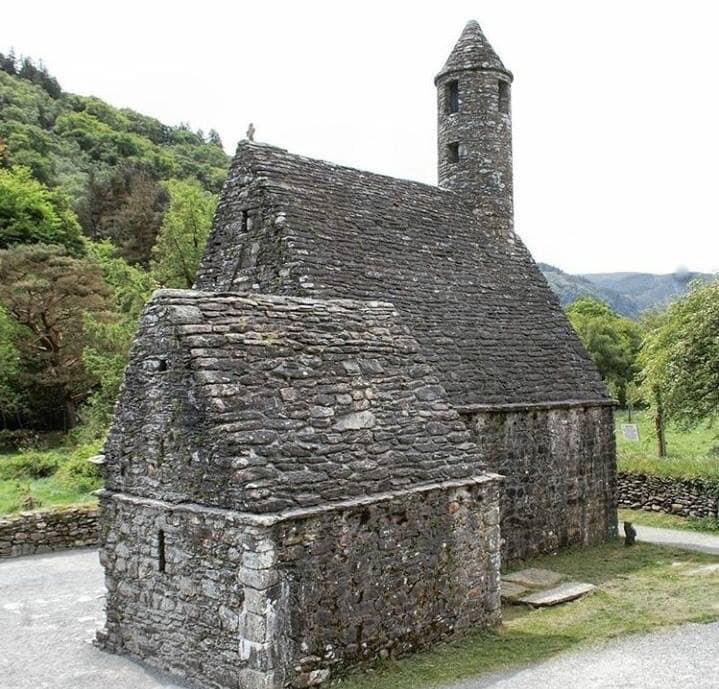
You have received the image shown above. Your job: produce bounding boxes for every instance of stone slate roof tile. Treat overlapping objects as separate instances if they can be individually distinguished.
[436,20,511,82]
[195,143,609,406]
[104,290,485,513]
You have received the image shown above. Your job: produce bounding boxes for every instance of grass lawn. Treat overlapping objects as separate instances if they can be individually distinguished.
[616,409,719,479]
[0,443,101,515]
[619,508,719,533]
[338,540,719,689]
[0,476,97,515]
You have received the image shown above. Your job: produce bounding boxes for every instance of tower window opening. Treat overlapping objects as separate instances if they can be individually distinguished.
[498,81,510,114]
[447,142,460,163]
[446,80,459,114]
[158,529,166,573]
[241,209,249,233]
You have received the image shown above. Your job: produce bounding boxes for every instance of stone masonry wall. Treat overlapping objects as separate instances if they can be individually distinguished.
[617,472,719,519]
[0,505,98,558]
[435,21,514,236]
[97,493,250,689]
[271,476,501,688]
[98,475,501,689]
[436,67,513,236]
[463,404,617,564]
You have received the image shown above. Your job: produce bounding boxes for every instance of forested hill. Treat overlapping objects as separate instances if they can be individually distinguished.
[540,263,717,319]
[0,53,230,432]
[539,263,640,318]
[579,271,717,314]
[0,52,229,265]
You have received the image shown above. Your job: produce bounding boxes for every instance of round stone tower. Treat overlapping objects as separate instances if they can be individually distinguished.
[436,21,514,236]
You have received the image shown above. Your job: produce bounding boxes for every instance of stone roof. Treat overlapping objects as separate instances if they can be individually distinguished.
[435,20,511,82]
[195,143,609,407]
[104,290,484,513]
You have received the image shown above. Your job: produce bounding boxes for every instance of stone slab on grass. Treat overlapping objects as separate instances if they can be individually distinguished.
[680,564,719,577]
[500,580,530,602]
[518,582,596,607]
[502,567,563,589]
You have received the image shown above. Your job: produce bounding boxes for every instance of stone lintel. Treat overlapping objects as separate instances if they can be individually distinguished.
[97,473,502,527]
[456,398,618,415]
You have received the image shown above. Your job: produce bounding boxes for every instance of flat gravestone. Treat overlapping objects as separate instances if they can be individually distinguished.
[622,424,640,441]
[518,582,596,607]
[501,580,530,602]
[502,568,563,589]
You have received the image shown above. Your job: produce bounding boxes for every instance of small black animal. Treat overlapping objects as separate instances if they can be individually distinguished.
[624,521,637,546]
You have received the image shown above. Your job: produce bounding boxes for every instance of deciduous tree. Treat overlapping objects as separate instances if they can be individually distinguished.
[151,179,217,288]
[640,279,719,429]
[81,241,154,432]
[566,297,642,406]
[0,166,84,254]
[0,306,25,427]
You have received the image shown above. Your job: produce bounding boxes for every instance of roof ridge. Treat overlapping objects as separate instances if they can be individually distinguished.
[233,140,458,197]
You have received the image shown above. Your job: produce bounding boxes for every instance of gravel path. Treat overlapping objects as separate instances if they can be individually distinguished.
[1,546,718,689]
[0,549,193,689]
[447,622,719,689]
[634,523,719,555]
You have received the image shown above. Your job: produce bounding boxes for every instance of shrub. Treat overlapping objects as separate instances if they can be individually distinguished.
[0,429,40,452]
[0,450,62,480]
[55,442,103,493]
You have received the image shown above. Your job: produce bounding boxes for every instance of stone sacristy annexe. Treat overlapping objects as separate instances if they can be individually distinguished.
[97,20,617,689]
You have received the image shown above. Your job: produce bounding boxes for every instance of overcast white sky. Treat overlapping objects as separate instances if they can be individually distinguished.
[3,1,718,274]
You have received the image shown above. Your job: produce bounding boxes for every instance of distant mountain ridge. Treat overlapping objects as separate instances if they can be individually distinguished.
[539,263,716,318]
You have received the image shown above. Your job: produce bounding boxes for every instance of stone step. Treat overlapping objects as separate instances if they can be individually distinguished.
[500,580,530,602]
[501,567,563,589]
[517,582,597,607]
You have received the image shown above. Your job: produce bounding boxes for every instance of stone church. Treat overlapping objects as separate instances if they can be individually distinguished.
[97,20,617,689]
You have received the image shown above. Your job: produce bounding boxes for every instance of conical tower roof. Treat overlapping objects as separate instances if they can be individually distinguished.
[436,20,511,83]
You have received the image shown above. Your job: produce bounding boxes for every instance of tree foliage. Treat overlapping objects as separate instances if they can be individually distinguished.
[0,67,228,208]
[151,179,217,288]
[77,164,169,265]
[0,166,84,253]
[80,242,155,433]
[0,58,229,433]
[640,279,719,428]
[0,306,25,426]
[566,297,642,405]
[0,51,62,98]
[0,245,114,429]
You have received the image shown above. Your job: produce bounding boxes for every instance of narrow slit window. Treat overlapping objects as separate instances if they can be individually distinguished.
[241,209,249,233]
[447,142,460,163]
[446,80,459,114]
[158,529,166,573]
[498,81,510,114]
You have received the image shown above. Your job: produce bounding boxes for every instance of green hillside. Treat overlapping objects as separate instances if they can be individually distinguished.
[540,263,717,318]
[581,271,717,314]
[0,54,227,437]
[0,53,228,264]
[539,263,641,317]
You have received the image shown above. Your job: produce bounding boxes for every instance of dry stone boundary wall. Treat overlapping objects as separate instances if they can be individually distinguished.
[0,505,98,558]
[617,472,719,519]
